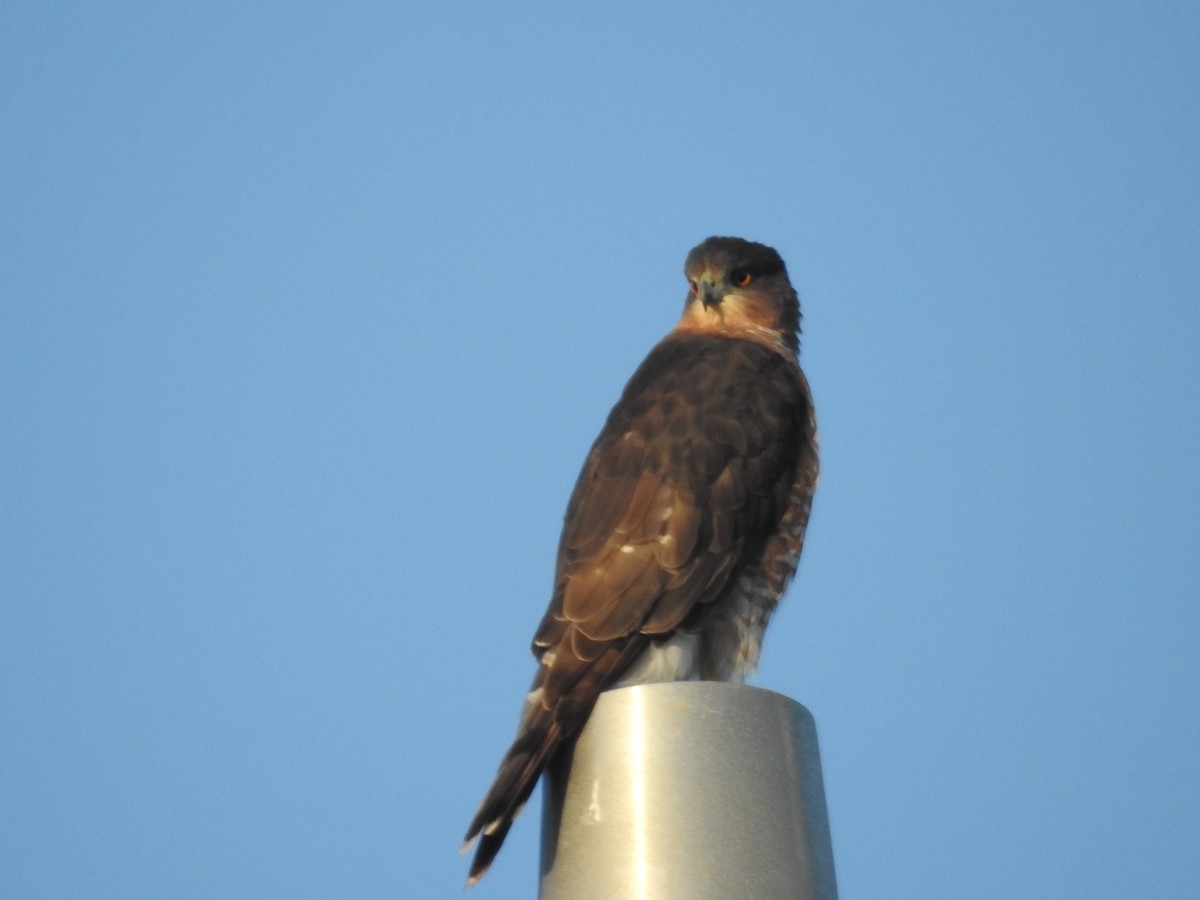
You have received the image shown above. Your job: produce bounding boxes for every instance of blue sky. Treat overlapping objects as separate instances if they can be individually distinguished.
[3,2,1198,897]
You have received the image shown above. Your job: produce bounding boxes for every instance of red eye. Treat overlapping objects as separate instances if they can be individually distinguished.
[733,270,753,287]
[688,279,698,294]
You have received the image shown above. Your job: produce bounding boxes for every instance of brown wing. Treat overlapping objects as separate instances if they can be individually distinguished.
[464,333,812,883]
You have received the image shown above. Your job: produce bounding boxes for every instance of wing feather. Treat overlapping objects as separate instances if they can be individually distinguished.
[538,335,807,654]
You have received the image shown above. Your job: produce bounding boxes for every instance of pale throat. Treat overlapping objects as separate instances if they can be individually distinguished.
[674,295,790,354]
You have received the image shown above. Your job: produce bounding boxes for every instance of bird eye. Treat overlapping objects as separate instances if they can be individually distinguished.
[732,270,753,287]
[688,279,698,294]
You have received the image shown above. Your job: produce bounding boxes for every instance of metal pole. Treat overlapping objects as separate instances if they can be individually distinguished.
[539,681,838,900]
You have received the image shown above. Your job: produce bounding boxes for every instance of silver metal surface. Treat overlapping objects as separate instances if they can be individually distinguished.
[539,681,837,899]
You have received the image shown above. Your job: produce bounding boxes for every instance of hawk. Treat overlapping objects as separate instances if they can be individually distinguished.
[462,236,819,884]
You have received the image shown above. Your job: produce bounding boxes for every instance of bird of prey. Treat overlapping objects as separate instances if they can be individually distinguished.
[462,236,819,885]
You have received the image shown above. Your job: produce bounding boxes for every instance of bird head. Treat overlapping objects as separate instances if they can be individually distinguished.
[678,236,800,354]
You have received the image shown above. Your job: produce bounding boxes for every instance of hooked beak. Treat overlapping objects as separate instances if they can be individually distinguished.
[697,277,724,310]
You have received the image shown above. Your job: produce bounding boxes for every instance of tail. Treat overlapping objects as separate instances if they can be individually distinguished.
[461,703,561,885]
[462,629,651,884]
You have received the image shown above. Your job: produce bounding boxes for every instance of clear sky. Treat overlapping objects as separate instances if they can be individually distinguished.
[3,3,1198,898]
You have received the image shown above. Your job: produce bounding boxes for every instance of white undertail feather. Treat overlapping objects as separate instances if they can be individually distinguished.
[613,631,700,686]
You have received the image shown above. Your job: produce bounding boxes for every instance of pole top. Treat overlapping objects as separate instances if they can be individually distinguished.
[540,681,838,899]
